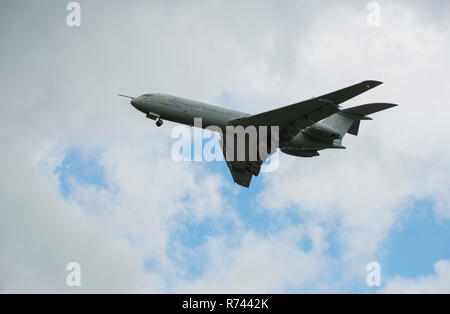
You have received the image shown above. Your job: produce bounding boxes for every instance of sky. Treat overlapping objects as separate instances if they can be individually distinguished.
[0,0,449,293]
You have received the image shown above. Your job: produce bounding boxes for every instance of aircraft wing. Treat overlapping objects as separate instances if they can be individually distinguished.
[220,136,272,188]
[225,159,263,188]
[230,80,383,143]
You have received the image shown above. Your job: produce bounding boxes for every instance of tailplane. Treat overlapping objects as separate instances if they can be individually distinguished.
[317,103,398,138]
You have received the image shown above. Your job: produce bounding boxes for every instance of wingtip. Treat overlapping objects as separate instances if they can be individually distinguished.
[377,102,398,108]
[374,102,399,110]
[363,80,383,88]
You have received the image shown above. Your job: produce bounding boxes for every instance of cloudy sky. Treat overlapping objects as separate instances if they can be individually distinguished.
[0,0,449,293]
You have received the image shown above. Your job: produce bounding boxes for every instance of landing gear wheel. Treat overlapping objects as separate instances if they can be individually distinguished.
[156,119,163,127]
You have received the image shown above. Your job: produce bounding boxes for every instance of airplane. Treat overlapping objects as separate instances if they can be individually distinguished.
[119,80,397,188]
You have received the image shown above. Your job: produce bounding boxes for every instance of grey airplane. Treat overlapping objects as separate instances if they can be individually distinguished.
[119,81,397,188]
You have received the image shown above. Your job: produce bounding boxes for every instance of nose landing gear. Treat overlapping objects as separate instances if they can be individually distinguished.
[145,112,164,127]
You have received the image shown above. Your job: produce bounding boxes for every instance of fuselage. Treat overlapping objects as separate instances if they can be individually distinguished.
[131,93,250,130]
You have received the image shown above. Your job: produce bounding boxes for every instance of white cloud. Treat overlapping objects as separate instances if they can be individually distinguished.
[0,145,162,292]
[0,132,228,292]
[174,228,330,293]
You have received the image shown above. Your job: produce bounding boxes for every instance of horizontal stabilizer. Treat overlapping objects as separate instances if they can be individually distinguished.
[342,103,398,118]
[341,103,397,136]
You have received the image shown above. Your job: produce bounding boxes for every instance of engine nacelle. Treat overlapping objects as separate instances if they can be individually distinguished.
[304,123,341,138]
[281,148,319,158]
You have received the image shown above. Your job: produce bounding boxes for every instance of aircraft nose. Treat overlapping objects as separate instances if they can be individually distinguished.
[130,98,142,110]
[130,97,147,113]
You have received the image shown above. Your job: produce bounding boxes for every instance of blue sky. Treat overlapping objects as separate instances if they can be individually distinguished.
[384,200,450,278]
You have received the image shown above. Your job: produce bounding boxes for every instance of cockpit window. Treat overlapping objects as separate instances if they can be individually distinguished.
[143,94,153,97]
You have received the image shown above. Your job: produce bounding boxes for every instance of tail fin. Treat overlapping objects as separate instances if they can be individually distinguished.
[316,103,397,138]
